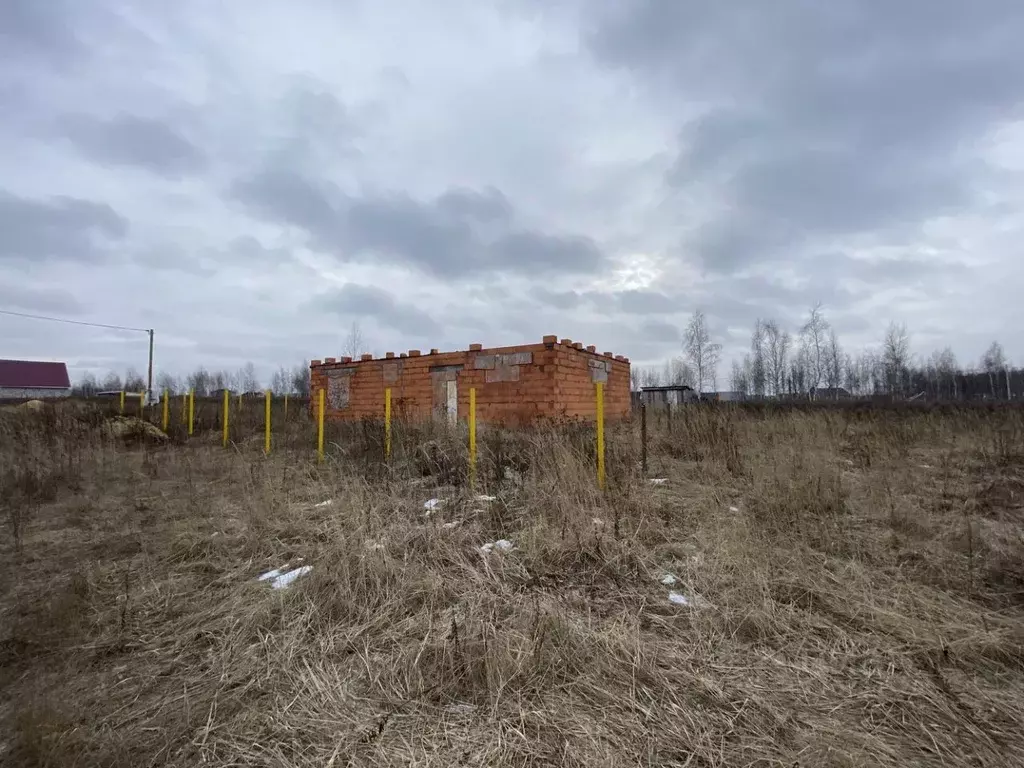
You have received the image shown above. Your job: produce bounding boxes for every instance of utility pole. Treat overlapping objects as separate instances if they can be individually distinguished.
[147,328,155,405]
[0,310,154,398]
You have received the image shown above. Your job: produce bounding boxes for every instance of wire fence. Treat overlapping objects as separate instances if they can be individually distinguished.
[70,385,627,491]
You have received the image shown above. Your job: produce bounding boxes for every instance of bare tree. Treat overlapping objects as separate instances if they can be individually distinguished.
[238,362,261,393]
[155,371,178,395]
[187,367,212,396]
[749,320,767,398]
[763,320,790,396]
[101,372,123,391]
[823,329,844,395]
[638,366,662,388]
[667,356,695,387]
[124,367,146,393]
[74,372,99,397]
[800,303,829,394]
[684,310,721,394]
[981,341,1007,399]
[269,366,290,394]
[883,322,911,396]
[291,361,311,396]
[343,320,368,360]
[843,353,860,395]
[790,348,810,397]
[730,358,750,396]
[928,347,959,400]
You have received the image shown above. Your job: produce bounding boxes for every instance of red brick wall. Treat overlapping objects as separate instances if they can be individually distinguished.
[552,343,631,420]
[310,336,630,425]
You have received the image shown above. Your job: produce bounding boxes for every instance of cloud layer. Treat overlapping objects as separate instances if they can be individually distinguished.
[2,0,1023,384]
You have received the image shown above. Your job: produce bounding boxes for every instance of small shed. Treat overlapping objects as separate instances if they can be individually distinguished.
[0,359,72,400]
[310,335,631,426]
[639,385,695,407]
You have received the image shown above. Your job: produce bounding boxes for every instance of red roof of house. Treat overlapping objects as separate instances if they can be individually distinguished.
[0,359,71,389]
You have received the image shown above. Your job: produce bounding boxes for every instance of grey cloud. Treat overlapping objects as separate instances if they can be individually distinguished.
[59,113,207,176]
[490,231,602,274]
[0,280,86,315]
[0,0,83,64]
[222,236,296,268]
[616,289,679,315]
[533,287,582,310]
[134,236,303,277]
[232,168,340,235]
[0,191,127,264]
[1,0,142,73]
[231,169,608,278]
[436,187,513,224]
[639,320,681,343]
[266,79,361,168]
[589,1,1024,271]
[312,283,442,338]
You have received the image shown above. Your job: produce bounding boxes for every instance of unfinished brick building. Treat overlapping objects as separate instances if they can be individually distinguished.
[310,335,630,425]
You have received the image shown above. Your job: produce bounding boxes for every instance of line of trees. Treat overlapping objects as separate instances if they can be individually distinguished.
[633,306,1020,401]
[71,321,373,398]
[71,362,313,398]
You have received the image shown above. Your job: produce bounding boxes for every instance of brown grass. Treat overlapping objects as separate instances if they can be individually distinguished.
[1,400,1023,766]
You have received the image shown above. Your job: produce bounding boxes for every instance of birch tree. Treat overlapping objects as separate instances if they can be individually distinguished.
[800,303,829,394]
[684,310,721,394]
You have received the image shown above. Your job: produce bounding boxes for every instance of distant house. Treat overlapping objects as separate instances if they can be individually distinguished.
[704,391,745,402]
[811,387,852,400]
[0,359,72,400]
[639,385,696,407]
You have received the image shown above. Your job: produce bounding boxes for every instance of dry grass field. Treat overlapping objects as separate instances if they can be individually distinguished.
[1,400,1023,766]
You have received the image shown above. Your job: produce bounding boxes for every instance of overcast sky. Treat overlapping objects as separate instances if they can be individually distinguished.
[3,0,1023,384]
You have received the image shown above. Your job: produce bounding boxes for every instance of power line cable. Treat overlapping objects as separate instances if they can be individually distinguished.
[0,308,150,334]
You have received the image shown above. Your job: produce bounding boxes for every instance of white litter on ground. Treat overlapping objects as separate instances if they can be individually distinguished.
[728,506,740,513]
[271,565,313,590]
[424,498,444,511]
[649,478,668,485]
[258,565,289,581]
[593,517,605,527]
[480,539,514,555]
[660,573,679,586]
[668,590,709,608]
[476,495,497,502]
[314,499,334,508]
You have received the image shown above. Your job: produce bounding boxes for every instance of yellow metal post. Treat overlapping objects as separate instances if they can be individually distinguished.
[119,390,125,414]
[138,392,145,415]
[469,387,477,489]
[317,388,325,463]
[188,389,194,436]
[162,389,169,431]
[264,390,271,454]
[222,389,229,447]
[384,387,392,461]
[596,382,606,491]
[284,393,289,420]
